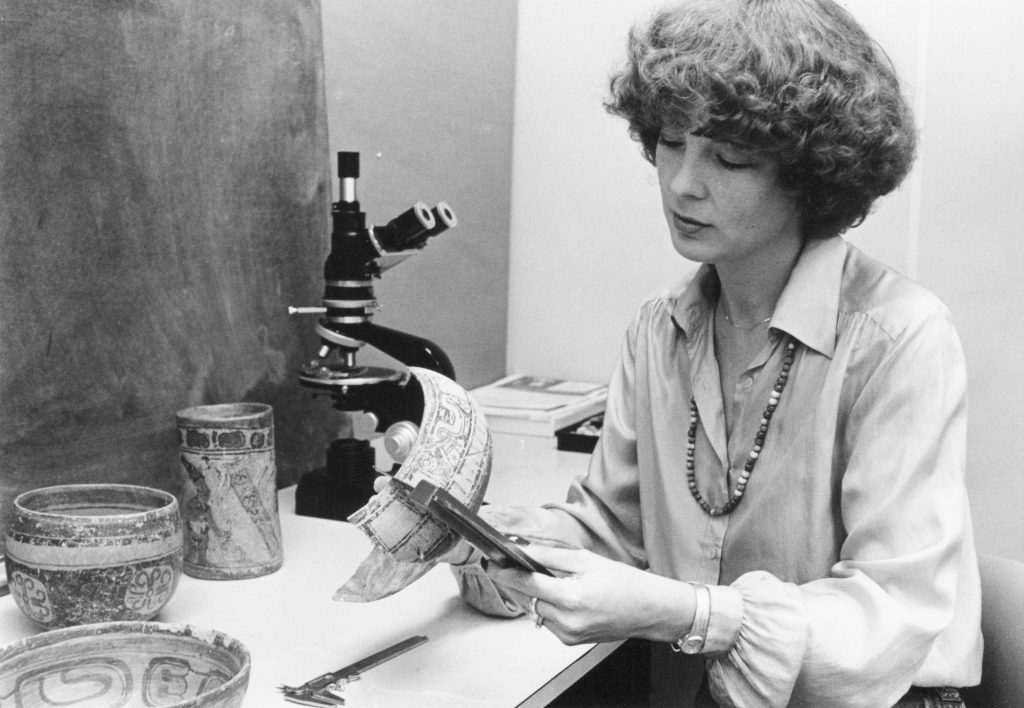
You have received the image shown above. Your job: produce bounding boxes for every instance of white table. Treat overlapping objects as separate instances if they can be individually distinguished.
[0,434,619,707]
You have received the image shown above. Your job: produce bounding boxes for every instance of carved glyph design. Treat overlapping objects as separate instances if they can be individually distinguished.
[142,656,233,705]
[179,424,275,452]
[124,565,176,615]
[1,657,132,706]
[10,572,54,625]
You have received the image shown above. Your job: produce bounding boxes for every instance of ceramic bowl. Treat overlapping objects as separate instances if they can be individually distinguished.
[4,483,183,629]
[348,366,492,562]
[0,621,249,707]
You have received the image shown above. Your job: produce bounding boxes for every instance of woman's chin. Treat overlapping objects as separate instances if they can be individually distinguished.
[670,233,717,263]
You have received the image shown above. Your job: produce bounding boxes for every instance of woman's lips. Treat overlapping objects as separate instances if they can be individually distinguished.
[673,213,710,235]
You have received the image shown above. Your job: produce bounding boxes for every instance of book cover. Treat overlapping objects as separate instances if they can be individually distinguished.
[471,374,608,436]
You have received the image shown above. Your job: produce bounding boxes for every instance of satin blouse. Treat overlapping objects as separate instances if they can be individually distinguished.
[454,236,982,707]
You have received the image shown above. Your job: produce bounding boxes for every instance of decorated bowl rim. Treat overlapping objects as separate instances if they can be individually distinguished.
[12,483,178,519]
[0,620,251,707]
[175,402,273,426]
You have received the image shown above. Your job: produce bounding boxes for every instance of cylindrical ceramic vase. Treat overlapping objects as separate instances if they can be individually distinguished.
[176,402,282,579]
[4,484,183,629]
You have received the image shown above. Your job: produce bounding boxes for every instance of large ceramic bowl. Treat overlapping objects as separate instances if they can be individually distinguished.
[348,367,492,562]
[336,367,492,602]
[4,484,183,629]
[0,621,249,707]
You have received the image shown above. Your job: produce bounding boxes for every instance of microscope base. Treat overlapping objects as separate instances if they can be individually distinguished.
[294,438,378,522]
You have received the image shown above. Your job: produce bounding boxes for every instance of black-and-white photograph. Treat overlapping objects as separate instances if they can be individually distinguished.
[1,1,1021,706]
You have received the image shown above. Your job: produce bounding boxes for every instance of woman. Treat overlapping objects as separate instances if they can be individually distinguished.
[450,0,983,705]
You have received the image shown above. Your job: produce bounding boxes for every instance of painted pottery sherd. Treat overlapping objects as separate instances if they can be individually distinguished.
[338,368,491,601]
[0,621,250,707]
[4,484,183,630]
[176,402,282,580]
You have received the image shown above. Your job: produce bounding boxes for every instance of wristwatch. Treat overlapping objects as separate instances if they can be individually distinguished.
[672,583,711,654]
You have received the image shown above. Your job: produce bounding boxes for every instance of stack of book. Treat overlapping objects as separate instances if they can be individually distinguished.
[470,374,608,437]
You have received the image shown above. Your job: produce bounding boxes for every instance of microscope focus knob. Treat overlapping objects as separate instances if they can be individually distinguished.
[383,421,420,462]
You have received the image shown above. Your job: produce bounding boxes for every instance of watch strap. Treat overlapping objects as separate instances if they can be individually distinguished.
[672,583,711,654]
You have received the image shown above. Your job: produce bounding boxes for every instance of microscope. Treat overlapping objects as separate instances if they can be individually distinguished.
[292,151,458,521]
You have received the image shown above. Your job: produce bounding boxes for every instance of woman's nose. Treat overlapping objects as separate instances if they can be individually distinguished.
[665,150,708,199]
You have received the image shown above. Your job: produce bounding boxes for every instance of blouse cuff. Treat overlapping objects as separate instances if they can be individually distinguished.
[703,584,745,654]
[706,571,809,707]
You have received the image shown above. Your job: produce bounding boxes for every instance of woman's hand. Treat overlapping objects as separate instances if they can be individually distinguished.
[485,544,694,645]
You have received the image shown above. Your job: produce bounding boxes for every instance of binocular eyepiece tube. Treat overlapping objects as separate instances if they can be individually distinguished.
[372,200,457,252]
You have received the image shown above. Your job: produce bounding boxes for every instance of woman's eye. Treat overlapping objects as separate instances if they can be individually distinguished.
[657,135,685,149]
[716,154,754,170]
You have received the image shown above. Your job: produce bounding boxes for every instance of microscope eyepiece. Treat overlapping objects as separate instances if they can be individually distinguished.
[372,202,437,251]
[337,151,360,178]
[423,202,457,238]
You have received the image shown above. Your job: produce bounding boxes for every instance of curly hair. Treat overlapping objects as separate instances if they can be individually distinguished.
[605,0,917,239]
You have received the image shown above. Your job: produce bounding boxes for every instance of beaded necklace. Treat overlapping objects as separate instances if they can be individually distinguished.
[686,339,796,516]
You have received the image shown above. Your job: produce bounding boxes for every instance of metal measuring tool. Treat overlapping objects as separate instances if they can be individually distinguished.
[278,634,428,705]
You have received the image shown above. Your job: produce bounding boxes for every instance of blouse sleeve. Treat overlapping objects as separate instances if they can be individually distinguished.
[706,310,977,707]
[450,310,651,614]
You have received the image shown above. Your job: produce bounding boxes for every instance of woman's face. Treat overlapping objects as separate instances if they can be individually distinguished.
[656,130,804,268]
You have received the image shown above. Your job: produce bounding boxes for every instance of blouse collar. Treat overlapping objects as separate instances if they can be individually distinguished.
[671,236,847,359]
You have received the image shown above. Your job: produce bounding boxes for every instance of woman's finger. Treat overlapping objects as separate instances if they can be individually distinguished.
[485,549,587,604]
[518,544,591,574]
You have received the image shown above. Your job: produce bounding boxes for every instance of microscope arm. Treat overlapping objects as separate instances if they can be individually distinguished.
[331,321,455,381]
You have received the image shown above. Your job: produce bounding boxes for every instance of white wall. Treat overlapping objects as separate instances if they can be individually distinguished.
[915,2,1024,563]
[319,0,517,390]
[508,0,1024,561]
[508,1,677,386]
